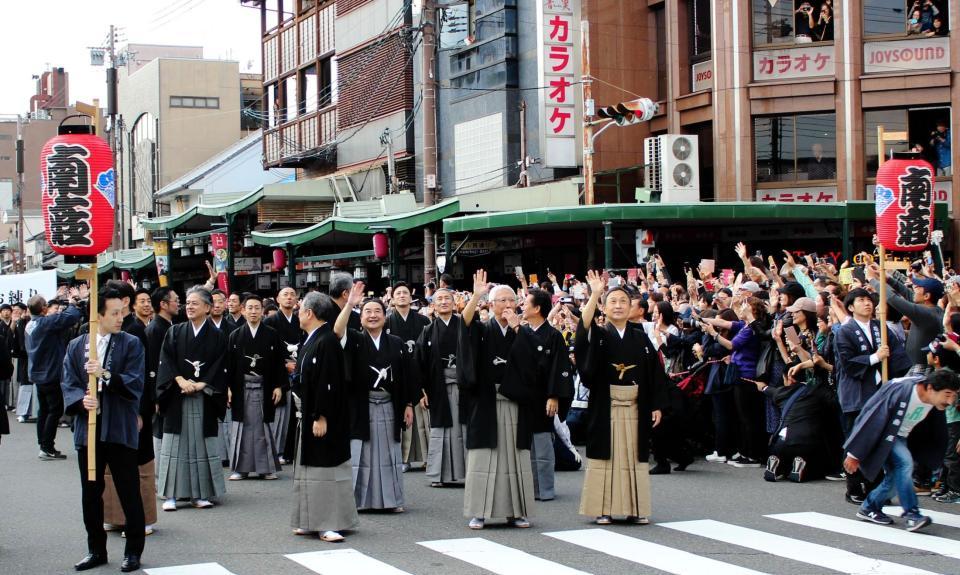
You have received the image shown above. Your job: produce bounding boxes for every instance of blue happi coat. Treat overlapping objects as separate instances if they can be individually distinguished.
[61,331,145,451]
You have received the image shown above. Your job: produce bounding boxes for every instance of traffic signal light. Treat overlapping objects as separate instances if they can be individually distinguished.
[597,98,658,126]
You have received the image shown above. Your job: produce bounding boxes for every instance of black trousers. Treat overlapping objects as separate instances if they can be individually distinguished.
[77,441,145,557]
[842,410,881,497]
[36,382,63,451]
[942,422,960,492]
[710,391,739,457]
[733,383,767,461]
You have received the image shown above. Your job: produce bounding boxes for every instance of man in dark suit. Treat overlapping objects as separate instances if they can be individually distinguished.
[61,288,146,572]
[835,288,911,504]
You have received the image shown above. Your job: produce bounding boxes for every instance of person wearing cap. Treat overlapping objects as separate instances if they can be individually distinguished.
[835,288,911,504]
[865,264,944,367]
[845,339,960,532]
[738,281,761,298]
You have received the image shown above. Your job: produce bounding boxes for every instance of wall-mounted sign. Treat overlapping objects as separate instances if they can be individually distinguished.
[753,45,835,81]
[692,60,712,93]
[537,0,582,167]
[864,37,949,74]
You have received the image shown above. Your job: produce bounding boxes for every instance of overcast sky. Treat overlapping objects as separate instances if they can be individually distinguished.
[0,0,263,115]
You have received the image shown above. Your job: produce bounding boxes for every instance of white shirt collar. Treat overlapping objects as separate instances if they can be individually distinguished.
[247,322,260,338]
[192,319,207,337]
[439,315,452,326]
[210,317,223,329]
[369,331,382,350]
[282,310,295,323]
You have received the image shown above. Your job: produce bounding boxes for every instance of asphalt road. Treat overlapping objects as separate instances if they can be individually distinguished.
[2,418,959,575]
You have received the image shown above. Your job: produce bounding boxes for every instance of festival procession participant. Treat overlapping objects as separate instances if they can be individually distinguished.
[227,293,246,327]
[576,270,666,525]
[459,270,535,530]
[291,291,358,542]
[386,281,432,470]
[330,273,363,331]
[335,281,416,512]
[133,288,154,328]
[226,294,286,481]
[209,288,236,466]
[415,287,466,487]
[145,288,179,462]
[263,286,300,465]
[507,287,574,502]
[26,287,83,460]
[846,355,960,532]
[156,286,229,511]
[61,288,146,573]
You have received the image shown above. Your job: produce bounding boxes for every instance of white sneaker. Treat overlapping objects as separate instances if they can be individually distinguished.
[145,524,155,536]
[320,530,345,542]
[228,472,246,481]
[191,499,214,509]
[162,499,177,512]
[705,451,726,463]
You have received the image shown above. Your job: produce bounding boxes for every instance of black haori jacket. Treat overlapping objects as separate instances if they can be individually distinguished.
[457,318,516,449]
[415,315,464,428]
[344,329,418,442]
[227,323,287,424]
[298,325,352,468]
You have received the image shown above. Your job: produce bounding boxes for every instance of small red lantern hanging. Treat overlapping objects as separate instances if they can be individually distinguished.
[40,124,115,259]
[875,152,935,252]
[373,232,389,259]
[273,248,287,270]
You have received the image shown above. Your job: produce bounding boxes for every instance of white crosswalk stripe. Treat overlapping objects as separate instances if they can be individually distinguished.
[418,537,591,575]
[544,528,769,575]
[768,512,960,560]
[661,519,939,575]
[285,549,413,575]
[882,507,960,530]
[145,563,238,575]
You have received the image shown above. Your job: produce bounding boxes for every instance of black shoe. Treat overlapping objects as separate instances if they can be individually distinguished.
[673,457,694,472]
[763,455,780,482]
[75,553,108,571]
[845,493,864,505]
[789,457,807,483]
[649,463,671,475]
[120,555,141,572]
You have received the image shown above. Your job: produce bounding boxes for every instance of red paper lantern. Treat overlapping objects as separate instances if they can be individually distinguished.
[40,126,115,257]
[273,248,287,270]
[875,152,935,252]
[121,270,131,282]
[373,232,389,259]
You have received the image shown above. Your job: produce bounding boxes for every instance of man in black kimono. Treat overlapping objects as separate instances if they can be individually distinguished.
[330,273,362,331]
[291,291,358,542]
[416,288,466,486]
[459,271,535,529]
[156,286,228,511]
[209,290,238,335]
[503,287,574,502]
[227,293,246,327]
[146,288,179,461]
[335,283,415,511]
[264,286,300,464]
[61,288,146,572]
[226,294,286,480]
[386,281,431,470]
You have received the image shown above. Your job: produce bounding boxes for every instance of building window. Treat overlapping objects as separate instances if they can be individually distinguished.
[655,8,667,101]
[170,96,219,109]
[864,1,949,37]
[301,65,318,115]
[0,134,11,141]
[267,83,279,128]
[690,0,712,60]
[0,179,12,212]
[753,0,835,46]
[0,156,10,161]
[755,113,836,183]
[320,56,335,107]
[285,75,298,122]
[864,107,951,178]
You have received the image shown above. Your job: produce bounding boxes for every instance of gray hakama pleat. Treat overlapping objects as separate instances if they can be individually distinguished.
[426,367,467,484]
[218,408,233,464]
[464,386,535,519]
[530,431,556,500]
[229,375,281,475]
[292,460,359,532]
[157,394,226,500]
[402,403,430,465]
[350,390,403,509]
[273,392,291,458]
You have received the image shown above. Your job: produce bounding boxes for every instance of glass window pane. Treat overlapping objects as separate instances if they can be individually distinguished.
[656,8,667,100]
[181,97,194,108]
[206,98,219,108]
[285,76,298,121]
[267,84,277,128]
[864,0,909,36]
[864,109,908,178]
[755,116,796,183]
[170,96,182,107]
[691,0,712,57]
[796,114,836,180]
[302,65,318,114]
[753,0,795,45]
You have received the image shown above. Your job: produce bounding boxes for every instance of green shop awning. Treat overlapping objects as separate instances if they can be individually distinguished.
[442,201,950,234]
[253,198,460,247]
[141,188,267,232]
[57,249,156,279]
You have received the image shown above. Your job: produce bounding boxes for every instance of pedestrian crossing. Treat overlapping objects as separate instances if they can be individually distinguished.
[144,507,960,575]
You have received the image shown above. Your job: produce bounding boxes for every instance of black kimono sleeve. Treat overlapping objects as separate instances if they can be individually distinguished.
[155,327,181,412]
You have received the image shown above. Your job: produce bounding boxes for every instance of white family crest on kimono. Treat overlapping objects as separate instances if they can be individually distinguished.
[369,365,391,389]
[286,342,299,360]
[492,356,507,366]
[444,354,457,368]
[185,359,204,378]
[245,354,263,369]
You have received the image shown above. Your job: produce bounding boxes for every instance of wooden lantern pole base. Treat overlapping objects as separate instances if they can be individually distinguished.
[76,266,99,482]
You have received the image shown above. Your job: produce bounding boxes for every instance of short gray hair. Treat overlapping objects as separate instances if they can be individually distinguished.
[302,291,337,323]
[489,285,516,303]
[328,273,354,299]
[185,285,213,306]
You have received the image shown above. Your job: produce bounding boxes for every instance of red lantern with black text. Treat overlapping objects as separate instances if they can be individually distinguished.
[273,248,287,270]
[875,152,935,252]
[373,232,389,259]
[40,125,115,259]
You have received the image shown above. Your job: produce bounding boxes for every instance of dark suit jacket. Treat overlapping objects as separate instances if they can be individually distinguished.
[835,319,910,413]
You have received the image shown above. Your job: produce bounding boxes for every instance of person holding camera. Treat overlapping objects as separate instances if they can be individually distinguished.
[930,119,951,176]
[794,2,816,43]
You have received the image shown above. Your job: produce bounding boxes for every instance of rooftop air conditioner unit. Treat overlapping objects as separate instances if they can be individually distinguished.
[644,134,700,203]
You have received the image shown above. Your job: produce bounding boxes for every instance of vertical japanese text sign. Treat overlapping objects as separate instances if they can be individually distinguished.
[537,0,581,167]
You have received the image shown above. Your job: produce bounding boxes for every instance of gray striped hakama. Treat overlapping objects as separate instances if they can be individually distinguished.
[426,367,467,484]
[157,394,226,500]
[292,461,359,533]
[464,386,535,520]
[350,390,404,510]
[401,403,430,466]
[530,432,556,500]
[273,393,291,458]
[229,375,281,475]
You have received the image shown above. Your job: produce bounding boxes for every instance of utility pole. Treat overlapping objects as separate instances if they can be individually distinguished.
[106,24,122,249]
[580,20,595,205]
[421,0,438,284]
[16,116,26,273]
[382,128,399,193]
[516,101,528,188]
